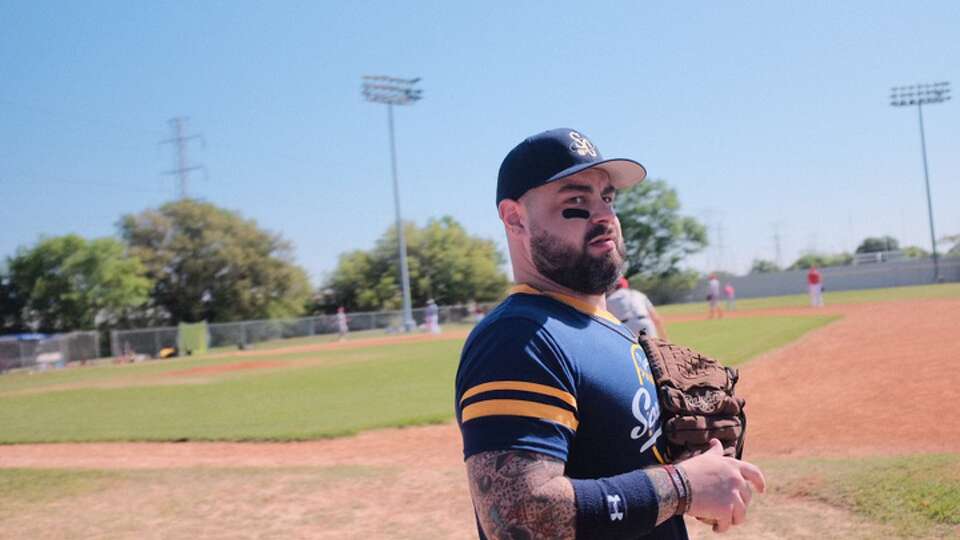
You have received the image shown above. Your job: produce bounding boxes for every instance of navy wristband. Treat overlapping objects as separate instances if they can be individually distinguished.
[571,469,658,540]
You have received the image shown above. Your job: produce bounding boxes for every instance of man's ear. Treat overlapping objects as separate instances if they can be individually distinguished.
[498,200,526,234]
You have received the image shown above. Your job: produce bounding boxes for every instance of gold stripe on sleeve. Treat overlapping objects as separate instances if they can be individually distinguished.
[460,399,579,431]
[460,380,577,409]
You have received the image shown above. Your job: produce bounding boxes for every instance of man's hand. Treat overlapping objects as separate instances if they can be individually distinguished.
[679,439,766,533]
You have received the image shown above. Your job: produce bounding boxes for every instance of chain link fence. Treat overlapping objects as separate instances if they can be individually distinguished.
[0,332,100,372]
[111,303,497,359]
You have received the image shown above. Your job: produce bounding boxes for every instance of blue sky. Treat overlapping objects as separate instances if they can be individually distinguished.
[3,1,958,285]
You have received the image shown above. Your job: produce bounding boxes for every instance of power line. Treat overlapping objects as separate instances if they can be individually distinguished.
[1,175,168,193]
[0,97,165,139]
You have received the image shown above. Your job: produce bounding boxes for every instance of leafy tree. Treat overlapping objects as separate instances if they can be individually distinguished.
[326,216,509,311]
[856,236,899,253]
[119,199,311,323]
[749,259,781,274]
[1,235,151,332]
[627,269,700,305]
[788,252,853,270]
[615,178,708,278]
[940,234,960,257]
[901,245,930,259]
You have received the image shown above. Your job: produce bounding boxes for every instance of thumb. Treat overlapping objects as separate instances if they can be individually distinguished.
[706,438,724,455]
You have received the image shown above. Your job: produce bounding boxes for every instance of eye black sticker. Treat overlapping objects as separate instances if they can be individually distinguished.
[562,208,590,220]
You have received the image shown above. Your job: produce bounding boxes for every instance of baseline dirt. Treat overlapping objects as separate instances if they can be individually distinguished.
[2,297,957,539]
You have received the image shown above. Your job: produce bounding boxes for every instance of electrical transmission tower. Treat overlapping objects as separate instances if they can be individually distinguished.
[161,117,203,199]
[771,221,784,268]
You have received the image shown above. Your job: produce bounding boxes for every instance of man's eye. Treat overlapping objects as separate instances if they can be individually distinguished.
[568,196,585,205]
[603,196,614,204]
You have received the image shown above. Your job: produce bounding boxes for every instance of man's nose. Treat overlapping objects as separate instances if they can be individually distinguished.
[590,201,616,223]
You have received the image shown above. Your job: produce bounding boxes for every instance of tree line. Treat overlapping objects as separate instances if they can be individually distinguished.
[1,178,711,333]
[748,234,959,274]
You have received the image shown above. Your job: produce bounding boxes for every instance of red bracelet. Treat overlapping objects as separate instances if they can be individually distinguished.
[663,465,689,516]
[675,464,692,515]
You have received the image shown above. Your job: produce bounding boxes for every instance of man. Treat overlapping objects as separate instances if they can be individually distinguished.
[455,128,764,540]
[807,266,824,307]
[707,274,722,319]
[425,299,441,334]
[724,282,736,311]
[606,277,668,339]
[336,306,348,341]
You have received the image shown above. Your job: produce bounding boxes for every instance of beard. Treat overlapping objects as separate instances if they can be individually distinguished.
[530,223,626,295]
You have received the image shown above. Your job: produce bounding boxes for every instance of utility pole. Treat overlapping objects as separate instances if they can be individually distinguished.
[890,81,951,281]
[362,76,422,332]
[161,117,203,199]
[716,221,725,273]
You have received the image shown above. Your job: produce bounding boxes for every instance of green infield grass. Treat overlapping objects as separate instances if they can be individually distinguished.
[204,323,476,354]
[666,315,839,366]
[760,453,960,538]
[658,282,960,316]
[0,314,834,443]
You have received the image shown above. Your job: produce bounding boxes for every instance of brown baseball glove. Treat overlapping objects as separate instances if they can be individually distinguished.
[637,335,746,461]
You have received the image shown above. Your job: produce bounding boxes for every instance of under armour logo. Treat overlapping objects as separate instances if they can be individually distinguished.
[569,131,598,157]
[606,494,624,521]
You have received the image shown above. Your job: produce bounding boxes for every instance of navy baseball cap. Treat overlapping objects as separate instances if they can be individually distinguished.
[496,128,647,206]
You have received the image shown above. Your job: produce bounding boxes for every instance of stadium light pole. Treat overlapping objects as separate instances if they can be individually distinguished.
[362,75,423,331]
[890,81,951,282]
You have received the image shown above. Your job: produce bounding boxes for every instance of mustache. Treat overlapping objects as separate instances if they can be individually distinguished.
[585,224,615,243]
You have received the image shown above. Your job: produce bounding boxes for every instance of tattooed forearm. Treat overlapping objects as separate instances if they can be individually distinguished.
[465,452,681,538]
[466,450,576,540]
[647,467,680,526]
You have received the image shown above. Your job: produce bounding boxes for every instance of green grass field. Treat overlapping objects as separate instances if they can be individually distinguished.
[658,282,960,316]
[2,283,958,537]
[761,453,960,538]
[0,313,836,443]
[204,323,476,354]
[2,282,956,444]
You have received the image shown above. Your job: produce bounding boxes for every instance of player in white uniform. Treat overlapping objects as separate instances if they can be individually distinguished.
[606,277,668,339]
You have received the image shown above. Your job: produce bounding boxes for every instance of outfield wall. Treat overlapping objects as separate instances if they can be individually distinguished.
[693,258,960,301]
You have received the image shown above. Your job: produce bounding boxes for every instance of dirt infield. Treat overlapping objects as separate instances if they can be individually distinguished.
[2,297,958,539]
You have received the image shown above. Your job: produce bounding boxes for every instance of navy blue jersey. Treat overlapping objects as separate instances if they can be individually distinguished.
[456,285,687,539]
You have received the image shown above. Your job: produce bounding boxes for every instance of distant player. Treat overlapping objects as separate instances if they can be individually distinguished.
[606,276,668,339]
[425,299,441,334]
[336,306,349,341]
[456,128,764,539]
[807,266,824,307]
[724,282,736,311]
[707,273,723,319]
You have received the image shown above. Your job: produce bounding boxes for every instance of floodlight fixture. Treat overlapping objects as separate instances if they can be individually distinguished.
[361,75,423,331]
[889,81,951,281]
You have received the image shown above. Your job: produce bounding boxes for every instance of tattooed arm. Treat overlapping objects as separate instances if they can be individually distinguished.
[465,450,681,539]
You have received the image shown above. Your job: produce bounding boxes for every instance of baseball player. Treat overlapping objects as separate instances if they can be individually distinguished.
[455,128,764,539]
[707,273,723,319]
[606,276,668,339]
[807,266,824,307]
[425,299,441,334]
[335,306,348,341]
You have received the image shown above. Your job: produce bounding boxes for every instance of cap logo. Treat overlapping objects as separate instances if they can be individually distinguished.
[568,131,597,158]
